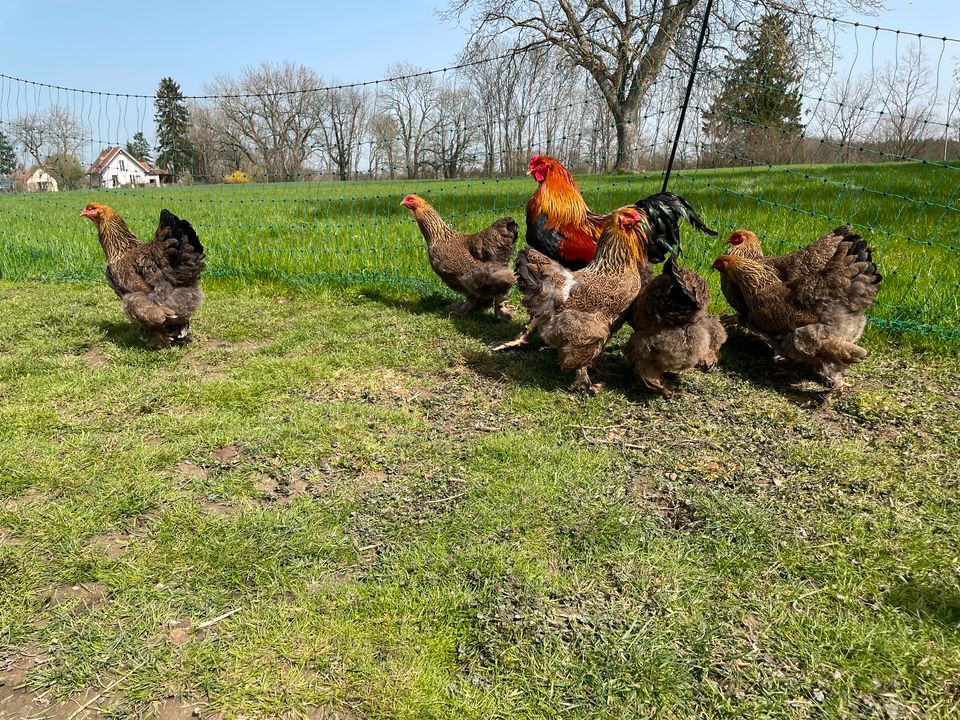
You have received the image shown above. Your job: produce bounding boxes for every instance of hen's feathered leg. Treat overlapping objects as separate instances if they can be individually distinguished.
[570,367,602,395]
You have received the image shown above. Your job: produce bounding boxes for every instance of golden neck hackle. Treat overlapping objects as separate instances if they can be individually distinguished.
[96,212,139,262]
[588,223,644,275]
[531,166,589,227]
[412,204,453,245]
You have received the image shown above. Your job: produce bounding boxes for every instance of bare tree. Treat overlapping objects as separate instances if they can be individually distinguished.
[444,0,884,172]
[367,112,401,179]
[44,107,84,158]
[381,64,439,179]
[424,86,476,178]
[875,43,935,159]
[10,114,47,166]
[814,74,875,163]
[207,62,326,181]
[320,86,369,181]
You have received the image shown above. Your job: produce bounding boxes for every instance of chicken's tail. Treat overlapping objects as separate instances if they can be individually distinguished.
[159,209,204,261]
[663,255,706,314]
[836,235,882,311]
[514,247,542,294]
[634,193,717,264]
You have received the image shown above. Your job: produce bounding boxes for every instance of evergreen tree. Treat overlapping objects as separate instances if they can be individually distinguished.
[154,77,191,179]
[703,13,804,165]
[0,130,16,174]
[125,131,152,164]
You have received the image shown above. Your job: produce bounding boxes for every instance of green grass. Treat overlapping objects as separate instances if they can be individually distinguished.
[1,161,958,341]
[1,280,959,718]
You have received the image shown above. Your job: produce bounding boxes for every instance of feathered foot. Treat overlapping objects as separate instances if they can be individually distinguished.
[142,330,173,350]
[697,353,720,372]
[493,299,516,320]
[570,367,603,395]
[171,323,193,345]
[640,374,679,398]
[720,314,741,329]
[447,299,477,316]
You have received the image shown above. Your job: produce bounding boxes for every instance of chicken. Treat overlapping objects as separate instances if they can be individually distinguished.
[525,154,717,270]
[623,256,727,396]
[401,194,518,318]
[492,207,646,394]
[712,232,881,395]
[720,226,857,325]
[81,203,205,348]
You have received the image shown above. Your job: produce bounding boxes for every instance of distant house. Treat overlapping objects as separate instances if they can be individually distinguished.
[87,147,162,188]
[25,168,58,192]
[0,175,15,192]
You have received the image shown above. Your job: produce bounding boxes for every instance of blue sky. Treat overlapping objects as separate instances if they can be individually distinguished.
[1,1,956,96]
[0,0,472,95]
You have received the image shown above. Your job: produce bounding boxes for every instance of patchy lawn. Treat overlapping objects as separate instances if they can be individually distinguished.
[1,280,959,719]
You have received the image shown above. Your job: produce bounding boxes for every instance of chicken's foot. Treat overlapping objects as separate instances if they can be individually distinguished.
[570,367,603,395]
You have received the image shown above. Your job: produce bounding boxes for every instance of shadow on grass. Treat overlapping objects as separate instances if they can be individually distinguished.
[719,328,827,406]
[461,336,654,401]
[886,579,960,627]
[360,286,527,345]
[97,320,146,349]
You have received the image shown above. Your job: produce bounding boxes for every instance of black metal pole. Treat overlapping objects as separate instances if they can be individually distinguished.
[662,0,714,193]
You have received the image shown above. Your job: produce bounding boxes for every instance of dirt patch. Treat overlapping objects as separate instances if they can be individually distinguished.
[200,501,238,516]
[44,582,109,611]
[81,347,109,368]
[211,445,241,465]
[210,340,263,352]
[150,697,217,719]
[88,532,130,560]
[175,461,208,479]
[0,644,54,719]
[633,481,705,532]
[256,473,311,503]
[0,529,23,547]
[3,492,43,512]
[163,618,193,646]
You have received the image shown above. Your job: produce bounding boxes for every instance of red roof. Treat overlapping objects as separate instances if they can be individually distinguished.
[87,146,153,176]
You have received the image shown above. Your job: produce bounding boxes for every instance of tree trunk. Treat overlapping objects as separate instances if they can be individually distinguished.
[613,104,642,172]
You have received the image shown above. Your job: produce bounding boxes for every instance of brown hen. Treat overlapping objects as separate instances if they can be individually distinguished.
[82,203,205,348]
[721,226,858,325]
[492,206,645,394]
[624,256,727,396]
[402,194,518,318]
[713,232,881,395]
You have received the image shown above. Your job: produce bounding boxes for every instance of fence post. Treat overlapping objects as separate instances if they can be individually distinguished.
[662,0,714,193]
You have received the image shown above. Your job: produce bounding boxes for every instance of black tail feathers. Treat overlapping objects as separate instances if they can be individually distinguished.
[633,193,716,264]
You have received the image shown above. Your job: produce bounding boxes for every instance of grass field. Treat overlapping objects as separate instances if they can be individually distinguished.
[1,164,960,718]
[1,278,959,719]
[1,161,958,341]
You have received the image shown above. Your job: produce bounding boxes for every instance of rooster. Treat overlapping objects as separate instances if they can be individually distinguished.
[624,256,727,396]
[81,203,205,348]
[525,154,717,270]
[401,194,518,318]
[492,207,645,394]
[713,232,881,396]
[720,226,859,325]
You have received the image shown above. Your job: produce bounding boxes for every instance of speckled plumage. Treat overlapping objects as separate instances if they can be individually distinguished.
[513,207,645,393]
[403,194,518,317]
[721,226,857,324]
[714,232,881,394]
[624,257,726,395]
[83,204,205,348]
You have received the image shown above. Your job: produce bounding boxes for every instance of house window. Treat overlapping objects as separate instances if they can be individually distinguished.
[119,159,126,171]
[112,175,119,187]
